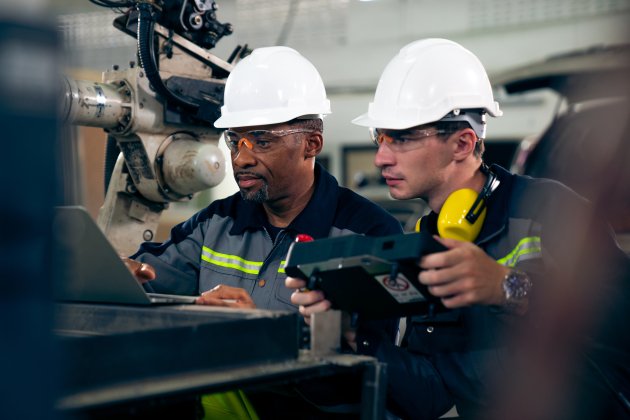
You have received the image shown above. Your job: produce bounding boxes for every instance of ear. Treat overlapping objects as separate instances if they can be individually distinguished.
[304,132,323,159]
[451,128,477,162]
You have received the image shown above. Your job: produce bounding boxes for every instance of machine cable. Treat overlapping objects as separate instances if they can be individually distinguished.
[136,2,200,112]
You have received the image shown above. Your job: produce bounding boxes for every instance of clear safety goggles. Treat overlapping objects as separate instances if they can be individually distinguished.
[370,127,451,152]
[224,128,314,155]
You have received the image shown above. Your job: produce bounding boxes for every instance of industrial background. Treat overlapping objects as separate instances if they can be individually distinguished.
[53,0,630,230]
[1,0,629,419]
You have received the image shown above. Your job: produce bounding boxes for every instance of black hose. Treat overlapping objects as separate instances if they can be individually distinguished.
[136,3,199,111]
[88,0,134,8]
[104,135,120,196]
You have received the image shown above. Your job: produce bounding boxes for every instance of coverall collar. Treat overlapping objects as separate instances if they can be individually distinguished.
[420,164,513,245]
[475,164,513,245]
[230,162,338,240]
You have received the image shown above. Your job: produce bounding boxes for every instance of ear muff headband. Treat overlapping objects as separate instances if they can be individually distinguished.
[464,169,500,224]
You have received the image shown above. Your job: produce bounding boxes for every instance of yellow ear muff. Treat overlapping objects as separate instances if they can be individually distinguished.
[437,188,487,242]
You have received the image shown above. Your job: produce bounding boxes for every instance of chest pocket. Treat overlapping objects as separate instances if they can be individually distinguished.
[198,246,262,294]
[273,259,295,309]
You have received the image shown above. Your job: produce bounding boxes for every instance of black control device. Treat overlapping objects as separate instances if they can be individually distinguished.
[285,232,447,319]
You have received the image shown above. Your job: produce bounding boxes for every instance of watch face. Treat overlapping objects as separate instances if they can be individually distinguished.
[503,269,532,301]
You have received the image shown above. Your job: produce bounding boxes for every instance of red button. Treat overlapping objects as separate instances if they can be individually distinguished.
[295,234,314,243]
[258,279,266,287]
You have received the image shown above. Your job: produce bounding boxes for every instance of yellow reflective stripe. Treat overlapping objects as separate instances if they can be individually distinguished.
[278,260,287,274]
[497,236,542,267]
[201,246,262,275]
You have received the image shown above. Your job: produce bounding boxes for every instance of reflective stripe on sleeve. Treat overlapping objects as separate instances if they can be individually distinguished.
[201,246,263,275]
[496,236,542,267]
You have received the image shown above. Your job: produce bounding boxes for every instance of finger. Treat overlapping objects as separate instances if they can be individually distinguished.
[344,329,357,352]
[136,263,156,282]
[419,264,463,286]
[419,248,460,270]
[204,284,250,300]
[201,285,256,307]
[121,257,156,283]
[195,294,256,309]
[420,240,479,270]
[121,257,140,273]
[298,299,332,318]
[425,275,470,298]
[433,235,468,249]
[285,276,307,289]
[290,289,326,306]
[195,296,230,306]
[222,299,256,309]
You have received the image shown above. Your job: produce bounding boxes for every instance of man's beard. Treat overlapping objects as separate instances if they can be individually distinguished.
[240,183,269,203]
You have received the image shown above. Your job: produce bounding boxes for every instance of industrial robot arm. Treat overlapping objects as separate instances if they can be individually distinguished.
[62,0,249,255]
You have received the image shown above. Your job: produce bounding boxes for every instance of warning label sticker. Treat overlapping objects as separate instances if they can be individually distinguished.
[375,273,425,303]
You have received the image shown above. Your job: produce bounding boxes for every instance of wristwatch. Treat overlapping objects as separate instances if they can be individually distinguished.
[502,269,532,304]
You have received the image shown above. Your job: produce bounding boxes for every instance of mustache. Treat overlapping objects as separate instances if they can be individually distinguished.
[380,169,402,179]
[234,171,265,180]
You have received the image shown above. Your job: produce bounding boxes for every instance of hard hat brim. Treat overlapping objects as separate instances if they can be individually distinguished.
[351,112,424,130]
[351,103,502,130]
[214,106,330,129]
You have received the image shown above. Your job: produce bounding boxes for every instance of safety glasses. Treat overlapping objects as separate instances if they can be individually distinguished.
[224,129,314,155]
[370,127,451,152]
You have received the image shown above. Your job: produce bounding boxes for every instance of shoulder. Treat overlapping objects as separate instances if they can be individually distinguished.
[490,165,588,220]
[504,173,599,261]
[333,186,402,236]
[175,193,242,236]
[203,192,242,218]
[504,171,625,273]
[509,173,588,218]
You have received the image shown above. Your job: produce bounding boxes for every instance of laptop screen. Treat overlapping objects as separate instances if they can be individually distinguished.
[53,206,195,305]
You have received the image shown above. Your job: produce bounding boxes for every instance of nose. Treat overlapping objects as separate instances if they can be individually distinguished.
[238,137,253,151]
[374,142,395,169]
[232,139,256,167]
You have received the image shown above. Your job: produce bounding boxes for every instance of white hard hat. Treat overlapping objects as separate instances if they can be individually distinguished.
[352,38,502,137]
[214,46,331,128]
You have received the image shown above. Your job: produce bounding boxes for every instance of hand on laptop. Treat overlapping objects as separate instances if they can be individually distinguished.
[196,284,256,309]
[121,257,156,284]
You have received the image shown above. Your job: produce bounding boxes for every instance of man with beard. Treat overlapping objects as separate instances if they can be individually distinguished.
[124,46,402,312]
[122,46,401,419]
